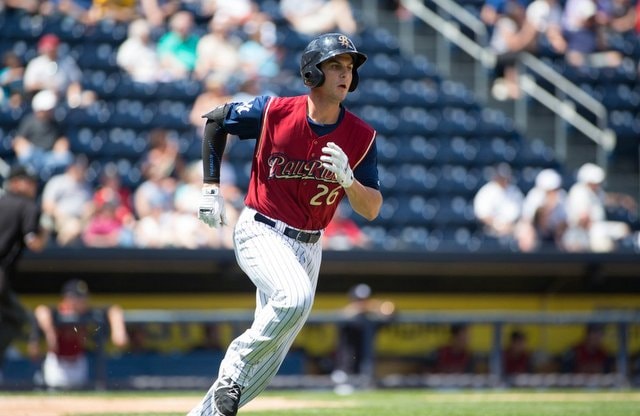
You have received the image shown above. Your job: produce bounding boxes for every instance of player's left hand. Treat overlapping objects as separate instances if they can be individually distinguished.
[198,186,227,228]
[321,142,353,188]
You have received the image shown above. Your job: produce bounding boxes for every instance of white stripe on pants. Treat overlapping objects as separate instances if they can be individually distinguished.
[189,207,322,415]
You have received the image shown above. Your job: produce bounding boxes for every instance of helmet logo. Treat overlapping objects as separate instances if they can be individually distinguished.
[338,35,353,49]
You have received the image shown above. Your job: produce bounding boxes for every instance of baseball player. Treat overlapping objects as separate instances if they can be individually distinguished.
[191,33,382,416]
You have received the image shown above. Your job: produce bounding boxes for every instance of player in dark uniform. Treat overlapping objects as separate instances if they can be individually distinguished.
[0,165,49,377]
[191,33,382,416]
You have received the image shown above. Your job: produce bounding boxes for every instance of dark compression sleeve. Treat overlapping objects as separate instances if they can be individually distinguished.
[202,104,230,184]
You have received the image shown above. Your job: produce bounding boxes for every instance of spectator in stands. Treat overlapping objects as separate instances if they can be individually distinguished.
[230,75,277,102]
[28,279,129,389]
[280,0,358,36]
[139,0,180,28]
[429,323,475,373]
[488,0,531,100]
[173,160,238,249]
[238,19,281,80]
[561,323,613,374]
[86,169,135,248]
[126,323,159,355]
[190,323,224,354]
[502,329,533,375]
[323,201,371,250]
[23,33,96,108]
[209,0,258,27]
[334,284,395,378]
[604,0,638,35]
[481,0,530,28]
[516,168,568,252]
[0,51,25,108]
[11,89,73,181]
[0,165,50,379]
[94,165,135,222]
[82,185,136,248]
[193,12,242,82]
[139,128,185,182]
[524,0,567,55]
[189,73,233,133]
[2,0,42,14]
[474,163,524,244]
[116,18,174,83]
[561,0,623,67]
[157,11,199,79]
[133,135,181,247]
[133,162,177,221]
[53,0,96,25]
[41,155,94,246]
[89,0,138,22]
[563,163,634,252]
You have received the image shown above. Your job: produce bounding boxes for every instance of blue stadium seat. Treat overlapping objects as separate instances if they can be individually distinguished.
[395,106,440,136]
[610,110,640,142]
[513,138,557,168]
[351,27,400,55]
[600,84,640,111]
[73,42,119,71]
[42,14,86,43]
[83,19,128,44]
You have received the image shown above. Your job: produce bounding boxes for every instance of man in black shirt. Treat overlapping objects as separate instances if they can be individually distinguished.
[11,89,72,180]
[0,165,49,375]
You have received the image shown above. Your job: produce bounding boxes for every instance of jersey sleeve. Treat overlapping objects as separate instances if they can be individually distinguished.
[353,141,380,190]
[223,95,271,140]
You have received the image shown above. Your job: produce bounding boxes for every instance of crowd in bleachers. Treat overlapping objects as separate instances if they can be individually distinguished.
[473,161,638,252]
[0,0,638,252]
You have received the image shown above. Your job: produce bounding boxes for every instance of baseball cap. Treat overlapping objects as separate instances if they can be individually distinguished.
[38,34,60,51]
[535,168,562,191]
[62,279,90,298]
[349,283,372,301]
[32,89,58,112]
[577,163,605,184]
[7,164,38,182]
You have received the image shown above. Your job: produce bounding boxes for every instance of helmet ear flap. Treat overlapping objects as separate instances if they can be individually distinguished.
[349,70,359,92]
[303,66,324,88]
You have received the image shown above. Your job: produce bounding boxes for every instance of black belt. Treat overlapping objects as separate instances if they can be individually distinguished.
[254,213,321,244]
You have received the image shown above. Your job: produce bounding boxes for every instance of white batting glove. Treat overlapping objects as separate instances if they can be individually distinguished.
[198,186,227,228]
[321,142,354,188]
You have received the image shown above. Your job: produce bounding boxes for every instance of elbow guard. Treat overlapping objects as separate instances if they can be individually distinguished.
[202,103,230,132]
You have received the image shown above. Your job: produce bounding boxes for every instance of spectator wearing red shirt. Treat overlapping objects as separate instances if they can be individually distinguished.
[502,329,533,375]
[431,323,475,373]
[323,202,370,250]
[562,323,613,374]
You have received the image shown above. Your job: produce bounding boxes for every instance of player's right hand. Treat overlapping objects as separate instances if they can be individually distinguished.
[198,186,227,228]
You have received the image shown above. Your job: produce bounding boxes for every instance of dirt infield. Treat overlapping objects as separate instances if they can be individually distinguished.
[0,395,336,416]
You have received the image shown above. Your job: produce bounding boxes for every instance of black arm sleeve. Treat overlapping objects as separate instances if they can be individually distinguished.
[202,104,230,184]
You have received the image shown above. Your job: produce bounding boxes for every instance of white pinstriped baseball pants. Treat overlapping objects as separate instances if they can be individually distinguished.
[188,207,323,416]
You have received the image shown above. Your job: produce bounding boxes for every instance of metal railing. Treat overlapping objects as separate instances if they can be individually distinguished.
[15,309,639,390]
[397,0,616,171]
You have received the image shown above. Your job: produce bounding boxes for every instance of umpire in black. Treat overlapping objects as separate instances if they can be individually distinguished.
[0,165,49,376]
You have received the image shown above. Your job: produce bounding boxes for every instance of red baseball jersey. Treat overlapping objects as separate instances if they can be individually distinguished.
[244,96,376,230]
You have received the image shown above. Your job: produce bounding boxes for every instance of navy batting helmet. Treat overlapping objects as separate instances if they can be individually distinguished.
[300,33,367,92]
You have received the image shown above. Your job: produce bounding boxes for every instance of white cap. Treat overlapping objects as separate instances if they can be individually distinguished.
[32,89,58,112]
[577,163,605,184]
[526,0,550,30]
[581,1,597,18]
[535,168,562,191]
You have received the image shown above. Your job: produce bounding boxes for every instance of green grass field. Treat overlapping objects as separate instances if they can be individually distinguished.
[3,389,640,416]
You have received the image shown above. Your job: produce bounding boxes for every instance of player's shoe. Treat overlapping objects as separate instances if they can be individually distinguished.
[213,376,242,416]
